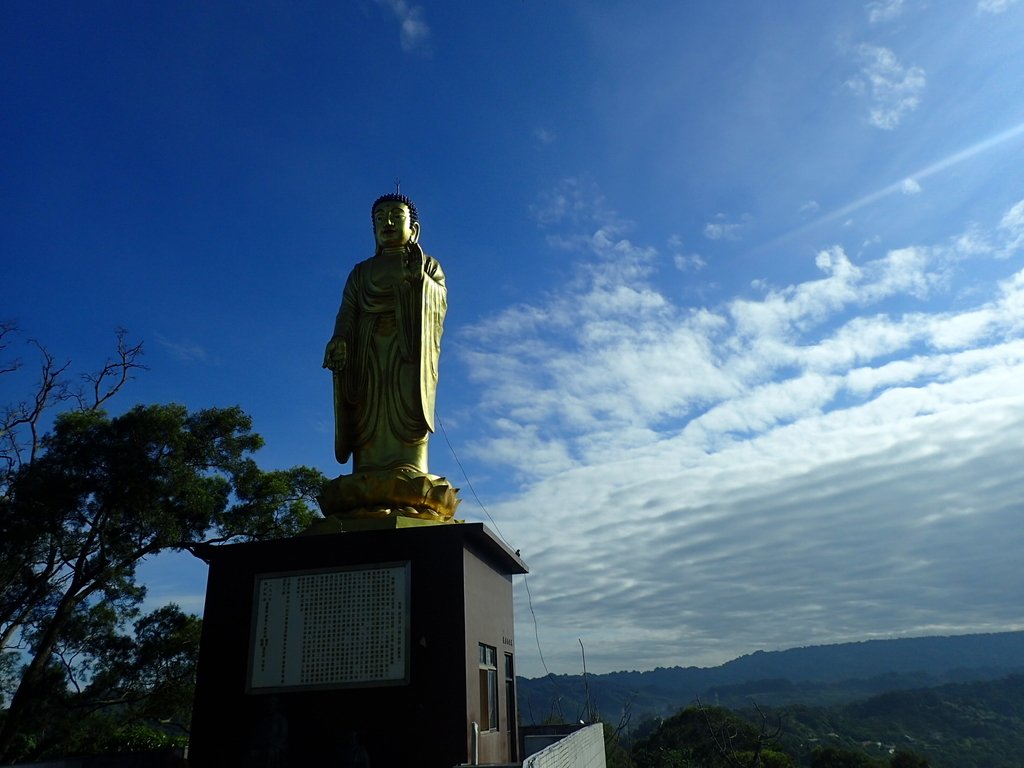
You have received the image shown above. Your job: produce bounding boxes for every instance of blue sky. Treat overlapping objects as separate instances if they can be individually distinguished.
[3,1,1024,678]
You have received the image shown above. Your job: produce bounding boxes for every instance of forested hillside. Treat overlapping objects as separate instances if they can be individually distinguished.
[518,631,1024,726]
[615,674,1024,767]
[776,675,1024,768]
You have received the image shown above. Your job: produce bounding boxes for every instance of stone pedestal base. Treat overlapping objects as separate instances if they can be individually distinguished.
[188,523,527,767]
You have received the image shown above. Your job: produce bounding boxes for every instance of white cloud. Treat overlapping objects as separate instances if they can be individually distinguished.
[978,0,1020,12]
[456,192,1024,676]
[901,177,922,194]
[529,178,615,228]
[155,335,211,364]
[534,128,556,145]
[703,213,750,241]
[668,235,706,272]
[999,198,1024,255]
[800,200,820,215]
[376,0,432,56]
[674,253,706,272]
[847,44,926,130]
[867,0,906,23]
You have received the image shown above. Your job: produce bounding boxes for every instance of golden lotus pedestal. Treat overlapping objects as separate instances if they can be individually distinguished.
[313,468,461,525]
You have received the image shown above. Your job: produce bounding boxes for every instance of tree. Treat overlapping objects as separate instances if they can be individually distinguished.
[631,705,794,768]
[604,720,636,768]
[0,327,326,761]
[2,325,148,682]
[3,603,200,759]
[889,751,928,768]
[56,602,202,734]
[697,699,792,768]
[809,746,885,768]
[1,323,145,484]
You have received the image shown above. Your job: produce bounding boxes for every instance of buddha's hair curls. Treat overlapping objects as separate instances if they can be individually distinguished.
[371,193,418,227]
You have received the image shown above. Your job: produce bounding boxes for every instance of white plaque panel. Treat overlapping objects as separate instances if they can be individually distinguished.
[249,564,409,690]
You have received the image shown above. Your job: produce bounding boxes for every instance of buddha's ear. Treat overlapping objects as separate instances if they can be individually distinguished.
[409,220,421,244]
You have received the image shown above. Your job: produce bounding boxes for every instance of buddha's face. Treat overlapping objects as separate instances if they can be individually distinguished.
[373,201,419,248]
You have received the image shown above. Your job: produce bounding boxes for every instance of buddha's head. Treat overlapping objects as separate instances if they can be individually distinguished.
[372,193,420,249]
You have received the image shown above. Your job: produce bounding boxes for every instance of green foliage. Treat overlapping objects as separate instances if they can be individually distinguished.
[777,676,1024,768]
[93,723,188,752]
[522,644,1024,767]
[517,633,1024,726]
[0,653,18,708]
[1,391,326,761]
[889,752,928,768]
[632,704,793,768]
[809,746,885,768]
[79,604,202,729]
[626,700,948,768]
[760,750,798,768]
[604,720,636,768]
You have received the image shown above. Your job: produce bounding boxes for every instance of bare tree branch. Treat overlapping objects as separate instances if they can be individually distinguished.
[613,692,634,739]
[0,320,20,375]
[1,328,145,485]
[0,339,72,472]
[79,327,147,410]
[695,696,785,768]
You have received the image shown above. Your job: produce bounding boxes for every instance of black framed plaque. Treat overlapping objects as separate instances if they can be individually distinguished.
[248,562,410,691]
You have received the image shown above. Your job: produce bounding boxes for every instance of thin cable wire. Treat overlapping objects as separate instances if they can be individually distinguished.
[521,571,554,682]
[437,414,510,547]
[437,413,555,681]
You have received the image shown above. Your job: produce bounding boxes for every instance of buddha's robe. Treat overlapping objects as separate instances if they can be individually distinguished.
[331,243,446,473]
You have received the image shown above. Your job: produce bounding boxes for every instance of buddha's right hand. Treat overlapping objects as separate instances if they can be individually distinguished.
[323,338,347,371]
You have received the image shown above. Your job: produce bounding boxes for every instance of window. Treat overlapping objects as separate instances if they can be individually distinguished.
[504,653,516,734]
[478,644,498,731]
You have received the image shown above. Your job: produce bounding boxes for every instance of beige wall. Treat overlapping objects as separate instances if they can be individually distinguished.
[463,546,517,765]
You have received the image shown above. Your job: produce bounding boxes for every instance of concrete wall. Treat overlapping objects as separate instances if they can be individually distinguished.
[463,546,518,765]
[522,724,606,768]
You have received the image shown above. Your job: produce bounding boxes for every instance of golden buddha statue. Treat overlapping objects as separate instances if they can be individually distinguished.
[318,194,458,522]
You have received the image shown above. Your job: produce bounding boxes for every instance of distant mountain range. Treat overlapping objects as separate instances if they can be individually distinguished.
[777,675,1024,768]
[517,631,1024,726]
